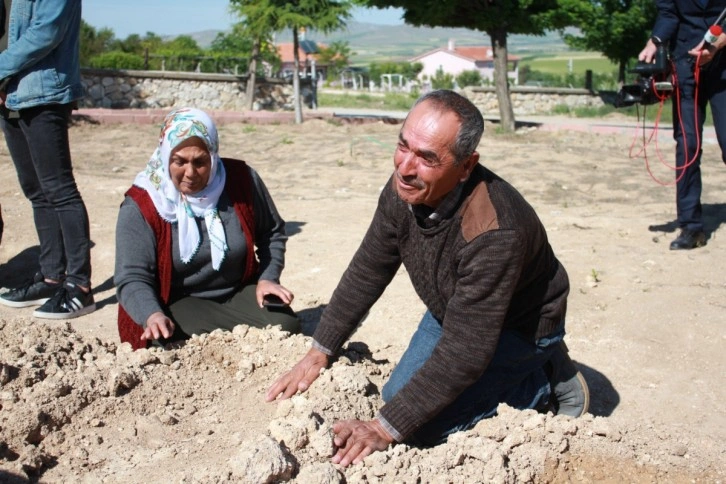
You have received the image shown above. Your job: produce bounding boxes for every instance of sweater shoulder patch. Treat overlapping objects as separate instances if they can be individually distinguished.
[459,182,499,242]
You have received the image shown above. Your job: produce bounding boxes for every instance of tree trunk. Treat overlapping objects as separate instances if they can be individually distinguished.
[246,38,261,111]
[618,61,627,84]
[489,29,515,132]
[293,29,303,125]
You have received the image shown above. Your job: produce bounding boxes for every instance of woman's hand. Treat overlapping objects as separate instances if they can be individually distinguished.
[266,348,329,401]
[141,312,175,341]
[256,279,294,308]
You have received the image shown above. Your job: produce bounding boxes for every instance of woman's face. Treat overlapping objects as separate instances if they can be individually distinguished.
[168,137,212,195]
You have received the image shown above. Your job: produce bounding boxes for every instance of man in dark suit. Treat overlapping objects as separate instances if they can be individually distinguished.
[639,0,726,249]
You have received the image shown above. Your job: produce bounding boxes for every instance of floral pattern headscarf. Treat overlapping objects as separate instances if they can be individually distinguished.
[133,107,228,270]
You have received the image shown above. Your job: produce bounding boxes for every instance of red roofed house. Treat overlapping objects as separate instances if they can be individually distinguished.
[275,40,329,80]
[410,39,520,86]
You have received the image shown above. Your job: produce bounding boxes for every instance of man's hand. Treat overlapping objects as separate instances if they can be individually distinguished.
[265,347,329,401]
[331,419,395,467]
[141,312,175,341]
[689,39,719,66]
[638,38,659,63]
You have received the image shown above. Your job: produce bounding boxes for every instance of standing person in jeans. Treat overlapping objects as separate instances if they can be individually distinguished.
[0,0,95,318]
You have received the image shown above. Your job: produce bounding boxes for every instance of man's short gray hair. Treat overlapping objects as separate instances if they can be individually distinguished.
[411,90,485,166]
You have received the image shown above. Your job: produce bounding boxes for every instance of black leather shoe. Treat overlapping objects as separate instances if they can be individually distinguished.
[669,230,706,250]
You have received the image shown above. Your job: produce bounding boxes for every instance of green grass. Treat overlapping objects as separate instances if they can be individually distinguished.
[554,99,713,126]
[318,91,418,111]
[522,53,616,75]
[317,87,713,125]
[556,102,656,120]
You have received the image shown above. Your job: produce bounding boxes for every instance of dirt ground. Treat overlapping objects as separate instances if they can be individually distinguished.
[0,112,724,483]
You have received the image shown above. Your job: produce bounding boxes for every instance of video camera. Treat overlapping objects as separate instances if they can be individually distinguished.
[614,44,673,107]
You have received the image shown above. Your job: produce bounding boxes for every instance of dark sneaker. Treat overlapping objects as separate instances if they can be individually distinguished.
[546,341,590,417]
[33,281,96,320]
[0,273,61,308]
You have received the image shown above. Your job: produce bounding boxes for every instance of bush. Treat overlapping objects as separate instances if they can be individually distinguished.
[88,51,145,70]
[431,67,454,90]
[456,70,483,88]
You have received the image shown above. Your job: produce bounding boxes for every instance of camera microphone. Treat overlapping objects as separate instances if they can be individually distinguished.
[703,25,723,48]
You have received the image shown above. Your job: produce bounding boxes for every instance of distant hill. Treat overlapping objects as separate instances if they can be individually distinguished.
[184,30,223,49]
[187,21,574,65]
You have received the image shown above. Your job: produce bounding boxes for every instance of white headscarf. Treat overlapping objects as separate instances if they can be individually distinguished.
[133,107,228,270]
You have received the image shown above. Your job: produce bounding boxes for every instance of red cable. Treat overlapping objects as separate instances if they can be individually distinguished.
[630,53,704,187]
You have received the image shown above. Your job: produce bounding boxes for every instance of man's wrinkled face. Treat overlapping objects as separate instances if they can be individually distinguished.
[393,101,477,207]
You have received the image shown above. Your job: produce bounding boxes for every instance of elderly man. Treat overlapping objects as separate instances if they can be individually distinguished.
[267,90,589,466]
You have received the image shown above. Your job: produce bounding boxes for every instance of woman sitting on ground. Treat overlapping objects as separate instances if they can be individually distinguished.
[115,107,299,349]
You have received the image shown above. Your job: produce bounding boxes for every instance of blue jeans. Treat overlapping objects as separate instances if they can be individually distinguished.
[0,104,92,286]
[382,311,563,447]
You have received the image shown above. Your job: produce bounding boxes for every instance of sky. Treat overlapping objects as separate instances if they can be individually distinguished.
[83,1,404,39]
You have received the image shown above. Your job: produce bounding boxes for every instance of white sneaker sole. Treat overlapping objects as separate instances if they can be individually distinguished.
[33,303,97,320]
[0,296,50,308]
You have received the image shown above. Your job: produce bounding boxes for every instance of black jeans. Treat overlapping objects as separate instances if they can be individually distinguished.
[0,103,91,286]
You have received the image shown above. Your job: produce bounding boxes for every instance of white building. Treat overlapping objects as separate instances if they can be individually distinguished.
[410,39,520,85]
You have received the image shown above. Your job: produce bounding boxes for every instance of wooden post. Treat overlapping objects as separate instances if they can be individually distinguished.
[585,70,593,92]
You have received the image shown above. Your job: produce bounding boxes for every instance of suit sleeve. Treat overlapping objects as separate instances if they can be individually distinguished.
[652,0,680,44]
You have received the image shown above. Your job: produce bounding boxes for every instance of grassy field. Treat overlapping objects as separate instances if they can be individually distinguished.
[318,91,417,111]
[520,52,616,75]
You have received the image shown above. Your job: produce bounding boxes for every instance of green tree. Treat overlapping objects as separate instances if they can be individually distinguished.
[140,32,164,53]
[363,0,572,132]
[139,32,165,69]
[558,0,657,83]
[111,34,143,55]
[80,19,115,67]
[210,25,252,74]
[232,0,353,123]
[228,1,282,110]
[317,40,351,80]
[156,35,203,71]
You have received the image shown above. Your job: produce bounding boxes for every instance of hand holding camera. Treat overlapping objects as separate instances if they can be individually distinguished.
[615,42,672,108]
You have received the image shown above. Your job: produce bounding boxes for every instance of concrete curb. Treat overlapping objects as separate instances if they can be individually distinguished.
[72,108,717,143]
[73,108,335,126]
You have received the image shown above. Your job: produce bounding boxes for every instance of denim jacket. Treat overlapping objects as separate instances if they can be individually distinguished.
[0,0,83,110]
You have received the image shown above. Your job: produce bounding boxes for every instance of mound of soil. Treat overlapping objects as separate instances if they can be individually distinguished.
[0,319,720,482]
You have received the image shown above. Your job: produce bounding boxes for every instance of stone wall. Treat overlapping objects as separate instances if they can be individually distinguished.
[463,86,608,116]
[79,69,607,115]
[80,69,302,111]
